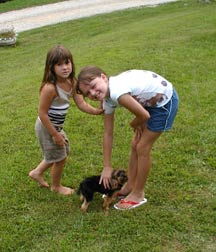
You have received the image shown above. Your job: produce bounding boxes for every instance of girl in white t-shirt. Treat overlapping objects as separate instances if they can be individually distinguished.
[76,66,179,210]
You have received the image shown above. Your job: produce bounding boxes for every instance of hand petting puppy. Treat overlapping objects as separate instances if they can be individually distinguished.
[77,169,128,213]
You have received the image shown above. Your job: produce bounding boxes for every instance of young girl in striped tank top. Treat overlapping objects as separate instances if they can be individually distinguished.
[29,45,102,195]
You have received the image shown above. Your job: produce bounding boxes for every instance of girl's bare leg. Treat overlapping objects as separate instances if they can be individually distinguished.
[50,158,74,195]
[29,160,51,187]
[117,128,161,208]
[118,134,138,196]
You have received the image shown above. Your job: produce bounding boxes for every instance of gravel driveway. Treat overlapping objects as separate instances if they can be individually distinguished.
[0,0,177,32]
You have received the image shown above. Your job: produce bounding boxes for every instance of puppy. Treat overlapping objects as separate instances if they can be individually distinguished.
[77,169,128,212]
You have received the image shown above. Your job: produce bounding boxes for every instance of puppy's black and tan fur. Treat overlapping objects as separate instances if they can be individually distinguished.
[77,169,128,212]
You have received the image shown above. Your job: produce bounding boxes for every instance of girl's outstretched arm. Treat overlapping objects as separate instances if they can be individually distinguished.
[73,93,103,115]
[99,113,115,189]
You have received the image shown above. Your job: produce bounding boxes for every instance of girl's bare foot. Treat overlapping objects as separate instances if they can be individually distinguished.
[29,169,49,188]
[51,185,74,195]
[115,192,145,210]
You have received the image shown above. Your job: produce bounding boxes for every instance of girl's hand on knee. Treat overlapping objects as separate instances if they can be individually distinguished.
[131,127,143,148]
[136,127,143,139]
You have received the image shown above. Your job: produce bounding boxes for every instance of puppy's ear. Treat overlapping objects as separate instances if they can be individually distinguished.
[111,169,119,179]
[117,169,126,177]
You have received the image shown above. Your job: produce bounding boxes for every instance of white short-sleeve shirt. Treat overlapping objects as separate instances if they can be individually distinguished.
[103,70,173,114]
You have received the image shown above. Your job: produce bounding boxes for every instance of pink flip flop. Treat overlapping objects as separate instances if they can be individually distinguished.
[114,198,147,210]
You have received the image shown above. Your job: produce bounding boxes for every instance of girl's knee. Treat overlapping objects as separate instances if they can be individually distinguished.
[131,140,137,151]
[136,142,152,157]
[131,136,139,150]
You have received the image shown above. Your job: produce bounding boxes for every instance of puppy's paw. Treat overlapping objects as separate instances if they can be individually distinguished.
[81,200,89,212]
[103,196,111,211]
[80,194,84,202]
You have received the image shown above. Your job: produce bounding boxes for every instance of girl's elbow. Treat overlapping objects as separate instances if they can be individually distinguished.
[38,111,48,121]
[145,111,150,120]
[146,113,150,120]
[139,112,150,121]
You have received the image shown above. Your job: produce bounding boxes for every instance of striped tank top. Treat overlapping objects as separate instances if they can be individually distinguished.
[48,85,72,128]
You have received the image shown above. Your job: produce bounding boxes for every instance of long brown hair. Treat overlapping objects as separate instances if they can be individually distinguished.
[40,45,76,92]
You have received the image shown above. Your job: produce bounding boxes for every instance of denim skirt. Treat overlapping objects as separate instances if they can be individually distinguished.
[146,89,179,132]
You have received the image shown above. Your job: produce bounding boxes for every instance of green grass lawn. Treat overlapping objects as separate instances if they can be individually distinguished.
[0,0,215,251]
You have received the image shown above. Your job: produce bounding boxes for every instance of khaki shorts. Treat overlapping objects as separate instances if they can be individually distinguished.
[35,118,70,163]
